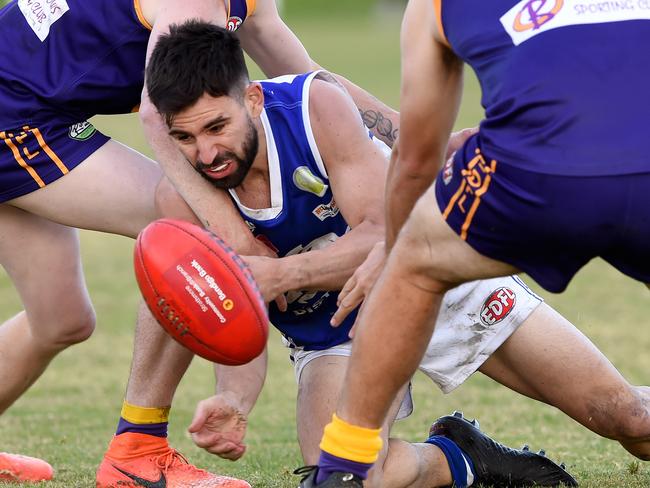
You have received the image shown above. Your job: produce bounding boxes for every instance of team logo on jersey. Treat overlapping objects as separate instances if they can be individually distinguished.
[226,16,243,31]
[501,0,650,46]
[68,121,97,141]
[480,287,516,326]
[18,0,70,42]
[513,0,564,32]
[293,166,328,197]
[312,198,340,221]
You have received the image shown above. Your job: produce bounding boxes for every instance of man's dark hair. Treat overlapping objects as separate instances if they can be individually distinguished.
[146,20,249,125]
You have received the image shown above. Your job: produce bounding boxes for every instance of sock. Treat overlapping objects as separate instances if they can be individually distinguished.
[316,414,383,483]
[115,400,170,438]
[425,435,475,488]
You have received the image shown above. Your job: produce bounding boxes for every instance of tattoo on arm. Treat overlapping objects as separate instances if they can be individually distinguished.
[359,109,399,145]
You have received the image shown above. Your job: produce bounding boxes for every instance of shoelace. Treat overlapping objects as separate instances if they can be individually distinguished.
[152,449,201,473]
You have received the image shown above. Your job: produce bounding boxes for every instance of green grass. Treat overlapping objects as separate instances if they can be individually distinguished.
[1,10,649,488]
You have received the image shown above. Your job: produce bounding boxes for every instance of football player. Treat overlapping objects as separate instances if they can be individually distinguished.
[146,22,647,488]
[0,0,401,485]
[310,0,650,485]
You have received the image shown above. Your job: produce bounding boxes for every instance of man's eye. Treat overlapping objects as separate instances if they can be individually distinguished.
[208,125,224,133]
[174,134,191,142]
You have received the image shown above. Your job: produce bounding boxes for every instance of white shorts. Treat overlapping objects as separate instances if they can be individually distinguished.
[288,275,542,419]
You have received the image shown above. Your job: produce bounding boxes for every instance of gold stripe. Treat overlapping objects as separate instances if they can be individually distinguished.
[134,0,153,31]
[442,178,467,219]
[1,134,45,188]
[30,128,68,175]
[121,401,170,424]
[460,171,493,240]
[225,0,231,21]
[246,0,256,16]
[319,414,383,464]
[432,0,450,47]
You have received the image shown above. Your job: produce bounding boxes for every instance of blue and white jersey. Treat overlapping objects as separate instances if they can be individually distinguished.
[229,72,357,351]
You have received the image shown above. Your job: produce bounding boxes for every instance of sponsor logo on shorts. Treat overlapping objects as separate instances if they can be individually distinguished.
[480,287,517,326]
[226,16,243,31]
[293,166,328,197]
[18,0,69,42]
[501,0,650,45]
[312,197,340,221]
[68,121,96,141]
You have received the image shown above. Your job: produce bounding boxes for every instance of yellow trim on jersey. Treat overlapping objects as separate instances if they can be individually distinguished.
[246,0,257,16]
[121,401,170,424]
[432,0,450,47]
[1,133,45,188]
[319,414,383,464]
[134,0,153,31]
[224,0,231,20]
[30,128,69,175]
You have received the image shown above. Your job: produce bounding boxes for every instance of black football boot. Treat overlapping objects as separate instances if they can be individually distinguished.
[429,411,578,487]
[294,465,363,488]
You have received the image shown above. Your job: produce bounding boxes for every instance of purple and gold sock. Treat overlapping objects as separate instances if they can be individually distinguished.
[316,414,383,483]
[115,400,170,438]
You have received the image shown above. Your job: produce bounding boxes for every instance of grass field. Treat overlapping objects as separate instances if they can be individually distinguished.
[1,8,649,488]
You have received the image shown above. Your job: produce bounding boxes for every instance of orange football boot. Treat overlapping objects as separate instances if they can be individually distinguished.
[96,433,250,488]
[0,452,54,483]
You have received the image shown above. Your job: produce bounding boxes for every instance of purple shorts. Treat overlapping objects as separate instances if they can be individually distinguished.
[0,120,110,203]
[436,135,650,292]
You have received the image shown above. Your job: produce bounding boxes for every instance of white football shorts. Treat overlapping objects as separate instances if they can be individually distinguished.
[288,275,542,419]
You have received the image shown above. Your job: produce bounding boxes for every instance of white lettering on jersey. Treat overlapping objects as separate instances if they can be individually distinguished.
[501,0,650,46]
[18,0,69,42]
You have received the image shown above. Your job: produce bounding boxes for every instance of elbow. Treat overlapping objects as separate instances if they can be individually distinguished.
[139,98,162,130]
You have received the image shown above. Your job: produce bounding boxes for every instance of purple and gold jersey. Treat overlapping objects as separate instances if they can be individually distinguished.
[229,72,357,351]
[436,0,650,176]
[0,0,254,125]
[0,0,253,202]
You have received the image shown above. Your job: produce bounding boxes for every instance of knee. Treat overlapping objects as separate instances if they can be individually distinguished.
[391,209,456,296]
[36,305,96,350]
[587,386,650,444]
[154,177,201,224]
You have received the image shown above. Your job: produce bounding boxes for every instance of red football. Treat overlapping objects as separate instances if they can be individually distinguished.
[134,219,268,365]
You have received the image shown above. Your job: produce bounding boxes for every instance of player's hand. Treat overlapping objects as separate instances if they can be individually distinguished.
[445,127,478,160]
[188,393,248,461]
[331,241,387,328]
[241,255,288,312]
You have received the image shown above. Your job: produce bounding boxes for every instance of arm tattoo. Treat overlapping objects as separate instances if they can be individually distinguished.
[359,109,399,145]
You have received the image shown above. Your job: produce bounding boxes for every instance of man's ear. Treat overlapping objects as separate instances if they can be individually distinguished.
[244,82,264,118]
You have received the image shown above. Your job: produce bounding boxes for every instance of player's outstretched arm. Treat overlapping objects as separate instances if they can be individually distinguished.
[386,0,463,247]
[188,349,268,460]
[244,80,387,301]
[237,0,400,147]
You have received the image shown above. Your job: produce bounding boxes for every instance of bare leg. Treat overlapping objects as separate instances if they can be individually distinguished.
[297,354,452,488]
[124,303,195,406]
[338,184,517,430]
[0,206,95,413]
[480,303,650,460]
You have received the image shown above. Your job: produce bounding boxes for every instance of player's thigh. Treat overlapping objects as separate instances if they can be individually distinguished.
[393,184,518,288]
[8,139,163,238]
[480,303,642,436]
[0,205,93,331]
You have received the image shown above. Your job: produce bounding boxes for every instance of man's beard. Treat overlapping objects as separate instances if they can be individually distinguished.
[195,117,259,190]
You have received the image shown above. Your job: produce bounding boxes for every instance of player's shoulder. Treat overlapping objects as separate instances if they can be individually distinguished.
[307,75,358,126]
